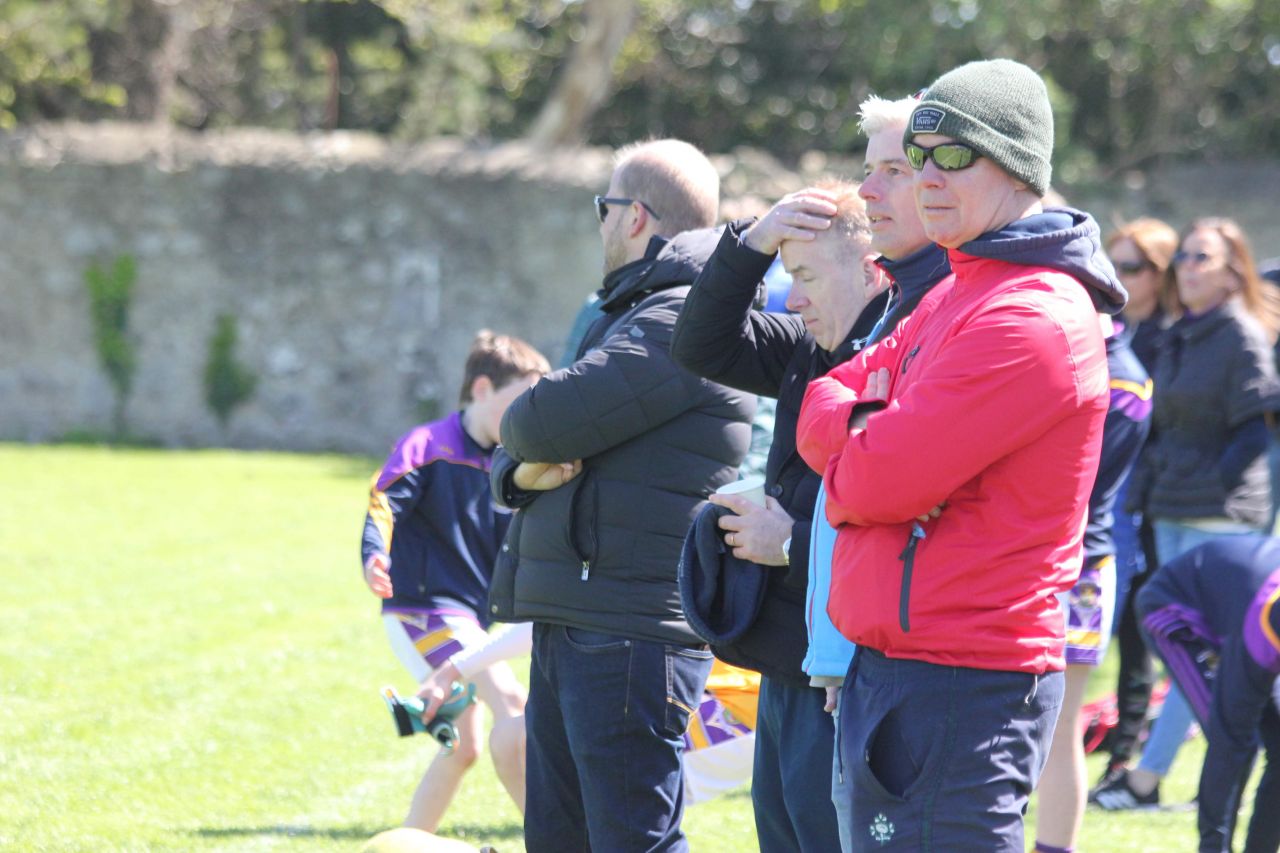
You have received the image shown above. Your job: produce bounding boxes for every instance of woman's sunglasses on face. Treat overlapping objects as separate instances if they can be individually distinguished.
[1173,250,1214,268]
[1113,259,1152,276]
[904,141,980,172]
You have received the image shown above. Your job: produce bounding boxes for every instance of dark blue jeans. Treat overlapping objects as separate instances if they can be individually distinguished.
[523,623,713,853]
[834,648,1063,852]
[752,676,842,852]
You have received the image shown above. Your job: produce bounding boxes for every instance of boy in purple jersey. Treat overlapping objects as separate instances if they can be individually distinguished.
[361,329,549,832]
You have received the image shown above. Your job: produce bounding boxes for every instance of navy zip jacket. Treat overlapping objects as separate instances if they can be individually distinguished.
[1138,299,1280,528]
[1083,332,1152,567]
[670,220,951,685]
[488,228,754,646]
[1124,311,1165,375]
[1136,536,1280,853]
[362,411,509,621]
[1116,312,1165,516]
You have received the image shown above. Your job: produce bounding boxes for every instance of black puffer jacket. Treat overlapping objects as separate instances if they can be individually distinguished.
[1140,299,1280,527]
[488,229,755,646]
[670,222,949,685]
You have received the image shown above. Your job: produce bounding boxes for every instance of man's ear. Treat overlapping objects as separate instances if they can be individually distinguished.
[627,203,651,239]
[862,253,890,296]
[469,374,495,403]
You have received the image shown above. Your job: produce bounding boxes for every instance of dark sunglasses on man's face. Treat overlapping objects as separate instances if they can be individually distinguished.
[904,141,980,172]
[594,195,662,224]
[1113,259,1152,275]
[1173,250,1213,267]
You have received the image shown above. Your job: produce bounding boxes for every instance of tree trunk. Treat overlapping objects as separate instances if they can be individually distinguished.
[525,0,636,148]
[152,1,195,126]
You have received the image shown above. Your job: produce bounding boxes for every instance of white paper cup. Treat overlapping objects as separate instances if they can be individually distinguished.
[714,474,767,507]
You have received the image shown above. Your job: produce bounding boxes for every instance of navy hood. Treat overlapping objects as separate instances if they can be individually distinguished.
[959,207,1127,315]
[599,226,722,311]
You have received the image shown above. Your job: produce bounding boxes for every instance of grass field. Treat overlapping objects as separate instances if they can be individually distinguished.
[0,443,1260,851]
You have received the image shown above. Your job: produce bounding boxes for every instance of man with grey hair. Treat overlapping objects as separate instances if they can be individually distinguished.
[855,94,954,331]
[488,138,754,852]
[672,178,889,851]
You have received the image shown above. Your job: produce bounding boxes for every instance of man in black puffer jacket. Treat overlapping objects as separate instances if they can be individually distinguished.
[488,139,754,853]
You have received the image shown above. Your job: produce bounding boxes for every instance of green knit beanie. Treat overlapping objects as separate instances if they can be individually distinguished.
[905,58,1054,196]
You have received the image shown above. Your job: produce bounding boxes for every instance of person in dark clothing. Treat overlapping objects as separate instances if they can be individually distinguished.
[1035,320,1151,853]
[674,181,886,852]
[1265,261,1280,534]
[1141,218,1280,536]
[1090,217,1179,789]
[1136,535,1280,853]
[670,93,952,853]
[487,138,754,853]
[1109,218,1178,372]
[1096,217,1280,811]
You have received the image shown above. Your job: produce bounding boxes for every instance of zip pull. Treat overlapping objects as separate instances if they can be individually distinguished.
[897,522,926,633]
[580,561,590,581]
[899,522,926,557]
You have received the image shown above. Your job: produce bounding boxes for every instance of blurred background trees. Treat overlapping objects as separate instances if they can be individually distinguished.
[2,0,1277,181]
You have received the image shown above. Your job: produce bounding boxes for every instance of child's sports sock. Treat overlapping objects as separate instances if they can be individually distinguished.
[1034,842,1073,853]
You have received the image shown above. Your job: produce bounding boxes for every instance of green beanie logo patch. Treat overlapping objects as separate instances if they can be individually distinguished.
[911,107,945,134]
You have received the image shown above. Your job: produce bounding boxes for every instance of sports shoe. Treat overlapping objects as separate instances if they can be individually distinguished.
[1089,768,1160,810]
[1088,761,1128,798]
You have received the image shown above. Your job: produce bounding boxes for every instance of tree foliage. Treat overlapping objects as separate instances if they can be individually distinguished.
[598,0,1280,180]
[83,254,137,436]
[0,0,126,127]
[204,313,258,428]
[1,0,1277,175]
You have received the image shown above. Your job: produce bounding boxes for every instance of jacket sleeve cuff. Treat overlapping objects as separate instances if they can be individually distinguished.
[797,378,857,473]
[490,450,537,509]
[716,219,776,279]
[778,519,811,590]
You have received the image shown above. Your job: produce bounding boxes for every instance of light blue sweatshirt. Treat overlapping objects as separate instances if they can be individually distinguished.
[803,483,857,685]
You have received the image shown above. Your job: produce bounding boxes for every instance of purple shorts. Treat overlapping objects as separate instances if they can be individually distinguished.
[381,607,488,681]
[1057,556,1116,667]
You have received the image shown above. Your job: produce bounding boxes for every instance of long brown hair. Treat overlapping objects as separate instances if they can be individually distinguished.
[1105,217,1178,275]
[1163,217,1280,342]
[1107,218,1178,321]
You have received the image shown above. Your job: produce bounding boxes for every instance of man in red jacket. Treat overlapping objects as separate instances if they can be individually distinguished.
[796,59,1127,851]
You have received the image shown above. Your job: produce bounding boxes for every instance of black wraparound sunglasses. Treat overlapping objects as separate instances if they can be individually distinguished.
[904,141,980,172]
[594,195,662,223]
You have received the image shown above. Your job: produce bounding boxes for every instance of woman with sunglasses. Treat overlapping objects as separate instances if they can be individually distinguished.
[1108,219,1179,371]
[1094,217,1280,812]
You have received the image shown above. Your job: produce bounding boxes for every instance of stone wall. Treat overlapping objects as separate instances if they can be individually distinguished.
[0,124,625,453]
[2,122,1278,454]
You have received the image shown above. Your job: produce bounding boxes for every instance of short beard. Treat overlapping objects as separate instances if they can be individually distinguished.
[602,227,628,275]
